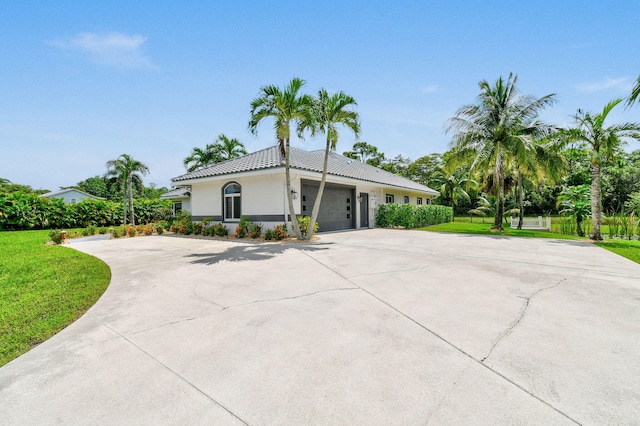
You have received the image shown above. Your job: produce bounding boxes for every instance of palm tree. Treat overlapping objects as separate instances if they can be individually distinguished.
[106,154,149,225]
[560,99,640,239]
[431,165,473,221]
[557,185,591,237]
[248,77,313,239]
[183,144,220,172]
[215,134,247,160]
[447,73,556,230]
[628,75,640,107]
[299,89,360,239]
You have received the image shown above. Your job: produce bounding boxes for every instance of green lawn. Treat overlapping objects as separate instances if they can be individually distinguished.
[420,220,640,265]
[419,220,578,240]
[594,240,640,264]
[0,230,111,367]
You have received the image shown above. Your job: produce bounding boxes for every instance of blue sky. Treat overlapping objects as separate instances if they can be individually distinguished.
[2,1,639,190]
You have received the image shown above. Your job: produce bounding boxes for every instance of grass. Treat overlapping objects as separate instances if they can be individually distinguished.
[420,217,640,264]
[419,220,578,240]
[594,240,640,264]
[0,230,111,367]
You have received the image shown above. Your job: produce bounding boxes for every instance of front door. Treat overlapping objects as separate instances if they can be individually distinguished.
[359,192,369,228]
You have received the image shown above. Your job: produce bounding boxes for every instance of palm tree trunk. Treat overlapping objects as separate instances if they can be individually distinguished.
[307,139,330,240]
[284,138,302,239]
[123,182,128,225]
[128,175,135,226]
[517,172,524,230]
[493,153,504,231]
[590,162,602,240]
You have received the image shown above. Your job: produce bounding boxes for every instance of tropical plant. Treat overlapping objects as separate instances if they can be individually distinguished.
[215,134,247,160]
[447,73,557,231]
[105,154,150,226]
[248,77,313,240]
[557,184,591,237]
[299,88,360,239]
[628,75,640,107]
[559,99,640,239]
[431,165,474,221]
[183,144,221,172]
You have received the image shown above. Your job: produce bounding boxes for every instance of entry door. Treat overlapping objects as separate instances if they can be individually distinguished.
[359,192,369,228]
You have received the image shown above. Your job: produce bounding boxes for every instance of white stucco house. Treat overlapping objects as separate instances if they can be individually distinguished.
[40,188,106,204]
[166,145,440,232]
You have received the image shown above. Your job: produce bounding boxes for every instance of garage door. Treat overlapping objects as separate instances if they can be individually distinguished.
[301,181,355,232]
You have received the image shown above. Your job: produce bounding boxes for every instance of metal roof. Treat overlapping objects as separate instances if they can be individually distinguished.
[172,145,439,195]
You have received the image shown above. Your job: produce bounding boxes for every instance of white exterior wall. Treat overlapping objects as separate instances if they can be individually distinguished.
[188,172,287,229]
[180,168,438,231]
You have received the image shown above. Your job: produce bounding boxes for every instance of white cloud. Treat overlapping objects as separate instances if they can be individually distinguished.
[49,32,154,69]
[575,77,632,92]
[420,84,438,94]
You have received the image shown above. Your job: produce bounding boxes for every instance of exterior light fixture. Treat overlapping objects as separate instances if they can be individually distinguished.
[291,189,298,199]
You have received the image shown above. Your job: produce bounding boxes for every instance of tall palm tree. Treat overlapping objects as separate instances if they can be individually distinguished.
[447,73,556,230]
[628,75,640,107]
[106,154,149,225]
[560,99,640,240]
[215,134,247,160]
[248,77,313,239]
[300,89,360,239]
[183,144,220,172]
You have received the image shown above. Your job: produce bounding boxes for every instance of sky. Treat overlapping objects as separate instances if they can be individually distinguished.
[2,1,639,191]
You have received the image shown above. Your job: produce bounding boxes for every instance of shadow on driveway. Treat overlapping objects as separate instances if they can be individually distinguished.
[186,242,333,265]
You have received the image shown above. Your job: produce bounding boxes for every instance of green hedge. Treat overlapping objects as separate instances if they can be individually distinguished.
[376,203,453,229]
[0,192,172,231]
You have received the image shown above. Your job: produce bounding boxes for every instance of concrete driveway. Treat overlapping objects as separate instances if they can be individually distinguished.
[1,229,639,425]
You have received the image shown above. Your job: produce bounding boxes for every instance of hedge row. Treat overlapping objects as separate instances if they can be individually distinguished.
[375,203,453,229]
[0,192,173,231]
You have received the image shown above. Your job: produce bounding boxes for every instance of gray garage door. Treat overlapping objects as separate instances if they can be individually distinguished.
[301,181,355,232]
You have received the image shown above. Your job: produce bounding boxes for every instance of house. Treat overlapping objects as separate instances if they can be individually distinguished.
[167,145,440,232]
[160,187,191,215]
[40,188,106,204]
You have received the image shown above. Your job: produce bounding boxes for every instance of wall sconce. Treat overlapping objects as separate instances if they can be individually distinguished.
[291,189,298,199]
[357,195,363,202]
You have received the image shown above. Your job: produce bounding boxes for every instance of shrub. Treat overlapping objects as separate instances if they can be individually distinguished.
[98,227,107,235]
[264,228,275,240]
[273,224,288,241]
[156,225,164,235]
[249,223,263,239]
[49,230,65,244]
[376,204,453,229]
[193,222,204,235]
[297,216,319,238]
[126,226,137,237]
[235,225,246,238]
[214,223,229,237]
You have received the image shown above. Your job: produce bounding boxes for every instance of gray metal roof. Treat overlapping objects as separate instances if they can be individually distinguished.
[172,145,439,195]
[40,188,106,200]
[160,187,190,199]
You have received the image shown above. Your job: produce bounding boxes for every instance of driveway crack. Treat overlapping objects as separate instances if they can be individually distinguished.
[299,250,580,425]
[481,278,567,363]
[223,287,359,310]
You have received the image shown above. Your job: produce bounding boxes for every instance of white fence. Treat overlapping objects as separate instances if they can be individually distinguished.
[510,216,551,230]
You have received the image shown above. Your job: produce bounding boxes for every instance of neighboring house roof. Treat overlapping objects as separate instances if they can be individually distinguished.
[172,145,439,195]
[40,188,106,200]
[160,188,191,199]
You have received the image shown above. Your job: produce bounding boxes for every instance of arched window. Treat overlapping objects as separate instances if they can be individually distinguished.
[223,183,241,220]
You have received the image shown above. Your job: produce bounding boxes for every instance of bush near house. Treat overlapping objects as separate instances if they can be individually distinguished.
[376,204,453,229]
[0,192,172,231]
